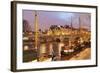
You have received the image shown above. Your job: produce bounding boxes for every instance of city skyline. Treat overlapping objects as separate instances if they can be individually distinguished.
[23,10,91,31]
[23,10,91,62]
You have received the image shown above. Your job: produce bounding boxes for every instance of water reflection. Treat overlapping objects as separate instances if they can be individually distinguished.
[39,42,64,55]
[23,36,91,62]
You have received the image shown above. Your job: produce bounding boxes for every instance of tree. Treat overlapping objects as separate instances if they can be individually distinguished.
[23,20,32,32]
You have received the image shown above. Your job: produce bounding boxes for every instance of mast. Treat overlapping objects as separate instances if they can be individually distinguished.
[69,16,73,47]
[79,15,81,34]
[79,14,81,43]
[71,16,73,31]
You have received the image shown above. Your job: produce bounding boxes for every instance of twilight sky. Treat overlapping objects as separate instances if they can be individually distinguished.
[23,10,91,31]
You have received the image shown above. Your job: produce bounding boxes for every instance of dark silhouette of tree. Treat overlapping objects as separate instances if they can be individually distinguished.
[23,20,32,32]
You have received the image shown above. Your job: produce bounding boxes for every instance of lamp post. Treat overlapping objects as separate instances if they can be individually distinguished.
[34,11,39,61]
[34,11,38,50]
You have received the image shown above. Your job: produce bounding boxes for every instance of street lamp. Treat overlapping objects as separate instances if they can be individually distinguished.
[34,11,38,50]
